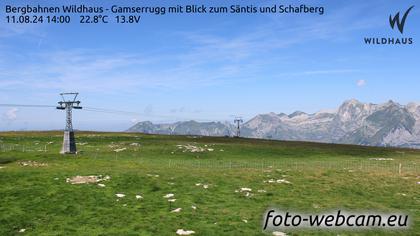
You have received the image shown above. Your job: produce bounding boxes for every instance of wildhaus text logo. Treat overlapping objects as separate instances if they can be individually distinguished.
[389,5,414,34]
[364,6,414,45]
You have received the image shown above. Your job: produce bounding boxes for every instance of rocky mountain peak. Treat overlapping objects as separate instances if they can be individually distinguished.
[406,102,420,118]
[335,99,372,128]
[381,100,400,108]
[343,98,361,105]
[288,111,307,118]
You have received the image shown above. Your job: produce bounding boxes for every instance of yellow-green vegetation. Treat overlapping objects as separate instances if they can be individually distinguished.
[0,131,419,235]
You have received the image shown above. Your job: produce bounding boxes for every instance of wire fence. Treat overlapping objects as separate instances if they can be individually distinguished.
[0,143,418,175]
[0,143,52,153]
[166,159,419,175]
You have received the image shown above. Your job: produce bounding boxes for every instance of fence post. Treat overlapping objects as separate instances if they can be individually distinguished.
[398,163,402,175]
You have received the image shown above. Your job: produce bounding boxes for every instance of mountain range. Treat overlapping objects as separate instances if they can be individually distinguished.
[127,99,420,148]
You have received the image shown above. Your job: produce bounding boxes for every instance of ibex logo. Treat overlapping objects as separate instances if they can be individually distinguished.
[364,5,414,45]
[389,6,414,34]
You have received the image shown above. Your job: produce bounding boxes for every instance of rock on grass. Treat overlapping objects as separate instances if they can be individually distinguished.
[176,229,195,235]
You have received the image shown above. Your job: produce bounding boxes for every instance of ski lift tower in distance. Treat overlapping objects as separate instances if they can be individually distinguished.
[234,117,243,138]
[56,92,82,154]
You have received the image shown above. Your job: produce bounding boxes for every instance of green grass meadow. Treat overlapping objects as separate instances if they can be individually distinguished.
[0,131,419,235]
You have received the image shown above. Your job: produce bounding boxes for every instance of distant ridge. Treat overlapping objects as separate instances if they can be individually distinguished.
[127,100,420,148]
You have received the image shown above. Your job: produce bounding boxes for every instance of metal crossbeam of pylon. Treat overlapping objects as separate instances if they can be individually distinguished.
[56,92,82,154]
[234,117,243,138]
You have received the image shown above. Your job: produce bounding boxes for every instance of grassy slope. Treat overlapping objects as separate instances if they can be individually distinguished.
[0,131,419,236]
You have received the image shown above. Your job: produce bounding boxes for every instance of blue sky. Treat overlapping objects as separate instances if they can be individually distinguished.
[0,0,419,131]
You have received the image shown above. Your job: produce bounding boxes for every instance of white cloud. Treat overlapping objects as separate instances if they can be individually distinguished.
[170,107,186,113]
[0,2,381,94]
[0,2,382,99]
[4,108,18,121]
[356,80,366,87]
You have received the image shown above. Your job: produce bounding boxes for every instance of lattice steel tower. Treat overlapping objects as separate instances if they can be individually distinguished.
[56,93,82,154]
[234,117,243,138]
